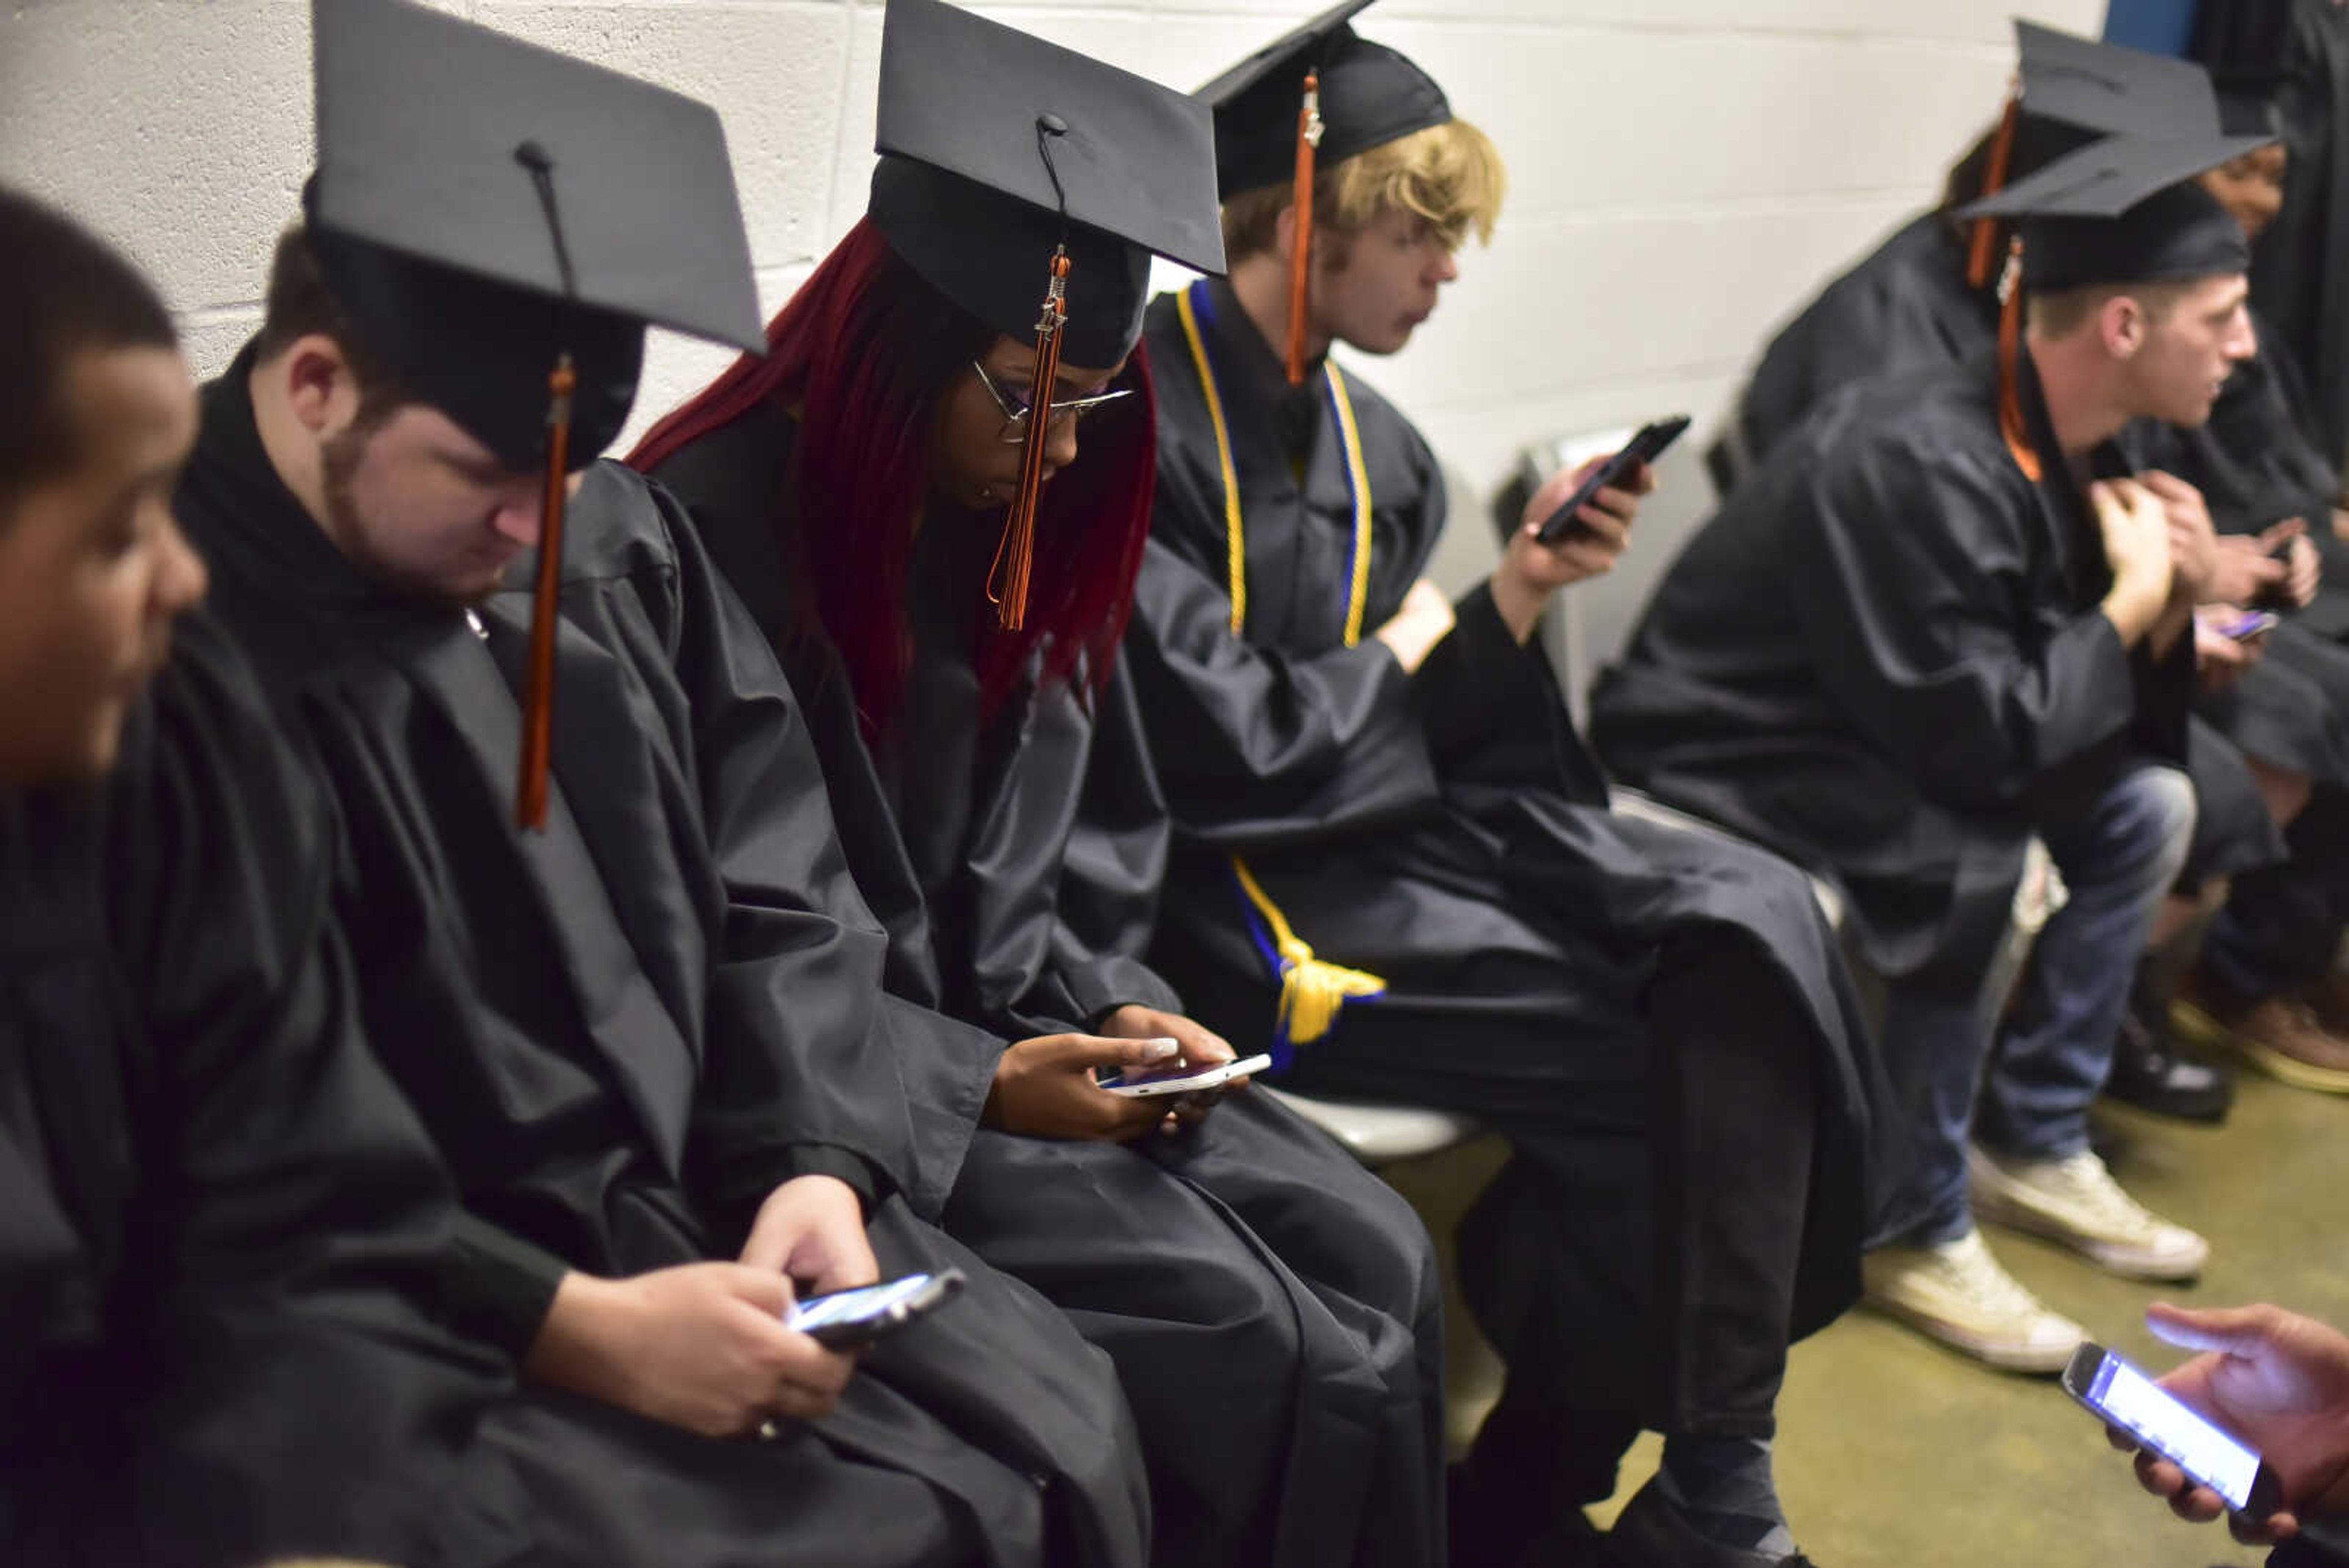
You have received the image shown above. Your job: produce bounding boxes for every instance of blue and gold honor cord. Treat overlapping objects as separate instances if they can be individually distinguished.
[1175,280,1387,1063]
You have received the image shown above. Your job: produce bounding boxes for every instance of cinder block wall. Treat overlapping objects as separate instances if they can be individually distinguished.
[1,0,2104,494]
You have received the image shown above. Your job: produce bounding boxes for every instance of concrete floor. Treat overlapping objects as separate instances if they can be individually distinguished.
[1386,1068,2349,1567]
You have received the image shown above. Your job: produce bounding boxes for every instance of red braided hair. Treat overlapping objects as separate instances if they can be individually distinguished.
[628,217,1157,742]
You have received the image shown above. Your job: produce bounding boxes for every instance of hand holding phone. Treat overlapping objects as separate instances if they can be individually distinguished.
[1535,415,1689,545]
[2069,1342,2285,1520]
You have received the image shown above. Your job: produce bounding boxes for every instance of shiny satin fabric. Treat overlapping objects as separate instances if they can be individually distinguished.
[177,355,1150,1568]
[1134,281,1880,1503]
[0,611,525,1568]
[651,400,1449,1568]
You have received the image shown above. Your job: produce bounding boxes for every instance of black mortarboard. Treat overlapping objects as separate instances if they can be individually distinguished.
[2017,19,2223,138]
[1962,128,2271,291]
[308,0,763,474]
[866,0,1224,371]
[308,0,765,831]
[1199,0,1451,201]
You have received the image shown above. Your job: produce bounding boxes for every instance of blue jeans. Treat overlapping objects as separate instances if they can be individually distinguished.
[1871,764,2196,1249]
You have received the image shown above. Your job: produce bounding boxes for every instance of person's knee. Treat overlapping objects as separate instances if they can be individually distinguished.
[2114,765,2197,885]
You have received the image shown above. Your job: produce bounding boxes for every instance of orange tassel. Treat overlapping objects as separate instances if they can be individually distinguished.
[1284,70,1324,387]
[989,248,1070,631]
[1967,84,2021,292]
[1994,238,2041,482]
[515,352,576,830]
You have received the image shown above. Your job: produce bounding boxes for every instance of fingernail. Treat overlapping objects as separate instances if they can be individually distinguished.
[1142,1037,1179,1058]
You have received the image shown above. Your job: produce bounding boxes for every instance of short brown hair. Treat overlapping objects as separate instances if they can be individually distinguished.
[2028,278,2191,338]
[1221,119,1507,264]
[257,223,410,415]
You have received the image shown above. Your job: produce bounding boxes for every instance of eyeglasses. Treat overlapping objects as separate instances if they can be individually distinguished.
[971,360,1134,445]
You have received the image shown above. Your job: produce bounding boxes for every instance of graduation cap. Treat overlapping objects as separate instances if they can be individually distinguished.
[1196,0,1451,384]
[1959,126,2270,478]
[1967,22,2225,288]
[865,0,1223,631]
[307,0,764,829]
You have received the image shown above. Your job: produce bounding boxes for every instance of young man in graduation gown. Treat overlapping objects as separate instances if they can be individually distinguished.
[1592,130,2268,1375]
[174,4,1149,1564]
[1722,24,2349,1123]
[0,185,529,1568]
[1125,7,1883,1564]
[633,4,1445,1564]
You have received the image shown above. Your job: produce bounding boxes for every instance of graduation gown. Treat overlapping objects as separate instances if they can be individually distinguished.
[2250,0,2349,469]
[1735,212,1996,476]
[0,609,527,1568]
[1593,348,2197,994]
[649,402,1447,1568]
[1132,282,1879,1446]
[177,349,1151,1568]
[1732,206,2310,878]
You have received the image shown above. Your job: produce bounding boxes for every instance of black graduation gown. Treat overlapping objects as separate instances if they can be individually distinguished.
[649,403,1447,1568]
[176,351,1151,1568]
[1593,349,2197,995]
[0,609,527,1568]
[2250,0,2349,470]
[1731,207,2304,878]
[1131,283,1879,1441]
[1735,212,1996,475]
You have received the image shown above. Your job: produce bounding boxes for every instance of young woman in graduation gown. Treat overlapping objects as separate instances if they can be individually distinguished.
[633,180,1446,1568]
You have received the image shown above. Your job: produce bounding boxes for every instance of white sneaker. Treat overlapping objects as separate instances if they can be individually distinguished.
[1969,1146,2210,1281]
[1862,1229,2085,1373]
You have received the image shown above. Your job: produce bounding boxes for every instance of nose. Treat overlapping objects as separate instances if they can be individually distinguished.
[1039,409,1081,479]
[152,510,208,621]
[490,485,547,548]
[2230,306,2259,363]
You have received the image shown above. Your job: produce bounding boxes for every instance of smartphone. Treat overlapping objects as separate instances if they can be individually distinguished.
[2063,1343,2283,1518]
[1535,415,1691,545]
[787,1269,965,1349]
[1094,1053,1273,1098]
[2216,608,2280,642]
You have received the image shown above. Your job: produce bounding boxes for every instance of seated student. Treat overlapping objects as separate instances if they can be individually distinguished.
[0,185,519,1567]
[1593,128,2270,1372]
[1122,7,1883,1565]
[176,3,1148,1564]
[1726,24,2336,1124]
[631,5,1445,1563]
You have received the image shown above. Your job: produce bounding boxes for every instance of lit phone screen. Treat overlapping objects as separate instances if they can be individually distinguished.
[790,1274,932,1331]
[2089,1355,2260,1511]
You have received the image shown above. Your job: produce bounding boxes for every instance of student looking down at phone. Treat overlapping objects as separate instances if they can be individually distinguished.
[1118,5,1887,1565]
[632,4,1449,1565]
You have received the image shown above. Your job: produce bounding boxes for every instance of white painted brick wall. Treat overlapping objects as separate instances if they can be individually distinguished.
[2,0,2105,499]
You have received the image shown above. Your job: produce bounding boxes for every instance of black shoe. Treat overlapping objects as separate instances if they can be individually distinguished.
[2102,1001,2235,1123]
[1608,1481,1815,1567]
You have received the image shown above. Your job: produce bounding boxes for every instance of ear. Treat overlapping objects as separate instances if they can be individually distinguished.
[275,333,365,439]
[1272,201,1301,268]
[2101,294,2146,362]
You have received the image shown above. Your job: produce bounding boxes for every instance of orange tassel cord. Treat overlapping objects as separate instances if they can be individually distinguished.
[514,352,576,830]
[989,248,1070,631]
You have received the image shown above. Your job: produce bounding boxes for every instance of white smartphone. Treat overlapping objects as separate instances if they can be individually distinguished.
[1095,1053,1273,1098]
[787,1269,965,1349]
[2063,1343,2282,1518]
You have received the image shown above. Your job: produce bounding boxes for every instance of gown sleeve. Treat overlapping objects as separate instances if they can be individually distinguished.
[1124,485,1440,850]
[650,481,989,1231]
[105,613,511,1566]
[1780,436,2145,814]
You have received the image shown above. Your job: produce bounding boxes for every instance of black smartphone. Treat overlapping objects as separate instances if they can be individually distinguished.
[1535,414,1691,545]
[787,1268,965,1350]
[2062,1342,2284,1519]
[2255,532,2299,613]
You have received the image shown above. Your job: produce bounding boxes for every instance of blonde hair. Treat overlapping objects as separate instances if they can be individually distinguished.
[1221,119,1507,262]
